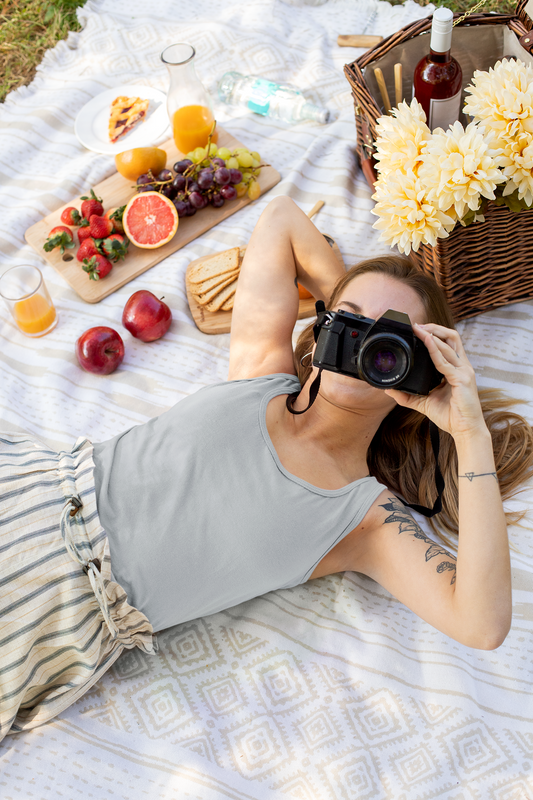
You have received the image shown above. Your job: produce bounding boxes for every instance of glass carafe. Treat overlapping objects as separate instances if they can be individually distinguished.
[161,43,217,154]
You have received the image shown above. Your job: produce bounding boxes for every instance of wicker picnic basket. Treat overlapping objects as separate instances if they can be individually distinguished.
[344,0,533,321]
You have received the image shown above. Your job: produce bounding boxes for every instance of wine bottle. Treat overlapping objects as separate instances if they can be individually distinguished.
[413,7,463,131]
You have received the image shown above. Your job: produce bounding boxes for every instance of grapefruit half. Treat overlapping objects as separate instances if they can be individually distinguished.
[123,192,179,249]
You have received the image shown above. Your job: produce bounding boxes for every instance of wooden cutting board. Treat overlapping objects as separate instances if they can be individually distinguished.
[186,237,344,335]
[24,127,281,303]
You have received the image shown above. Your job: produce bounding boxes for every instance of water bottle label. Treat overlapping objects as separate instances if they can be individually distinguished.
[248,79,278,115]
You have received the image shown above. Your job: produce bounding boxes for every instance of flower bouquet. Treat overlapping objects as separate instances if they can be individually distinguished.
[371,58,533,256]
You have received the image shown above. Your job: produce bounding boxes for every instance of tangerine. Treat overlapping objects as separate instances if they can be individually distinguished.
[123,192,179,249]
[298,283,313,299]
[115,147,167,181]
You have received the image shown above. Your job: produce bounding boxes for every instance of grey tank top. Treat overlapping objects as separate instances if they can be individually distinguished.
[93,373,386,633]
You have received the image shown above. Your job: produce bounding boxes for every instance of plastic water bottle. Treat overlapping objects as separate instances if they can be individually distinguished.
[217,71,331,125]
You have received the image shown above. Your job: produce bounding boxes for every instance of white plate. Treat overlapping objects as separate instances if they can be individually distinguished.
[75,85,170,154]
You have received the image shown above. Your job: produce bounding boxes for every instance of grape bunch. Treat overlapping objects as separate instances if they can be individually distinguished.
[135,142,266,219]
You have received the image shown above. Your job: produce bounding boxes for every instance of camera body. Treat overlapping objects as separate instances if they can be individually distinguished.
[312,307,442,395]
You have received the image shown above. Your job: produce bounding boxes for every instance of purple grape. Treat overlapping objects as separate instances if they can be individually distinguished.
[161,184,177,199]
[189,191,208,209]
[137,184,155,192]
[220,184,237,201]
[210,192,225,208]
[186,203,197,217]
[174,159,193,173]
[186,180,201,194]
[214,167,231,185]
[173,199,189,218]
[137,173,153,185]
[229,168,242,184]
[172,174,186,192]
[212,157,225,169]
[197,169,214,190]
[158,169,173,182]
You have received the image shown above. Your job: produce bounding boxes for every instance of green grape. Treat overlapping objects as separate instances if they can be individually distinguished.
[252,166,261,177]
[235,182,248,198]
[247,179,261,200]
[192,147,206,162]
[237,152,254,168]
[233,147,248,153]
[206,143,218,156]
[217,147,232,160]
[251,158,260,169]
[226,157,239,170]
[251,151,261,162]
[186,151,195,160]
[241,170,251,182]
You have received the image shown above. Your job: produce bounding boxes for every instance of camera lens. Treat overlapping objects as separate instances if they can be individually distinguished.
[373,350,397,373]
[358,333,412,388]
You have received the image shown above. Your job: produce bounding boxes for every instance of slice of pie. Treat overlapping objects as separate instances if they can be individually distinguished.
[108,96,150,143]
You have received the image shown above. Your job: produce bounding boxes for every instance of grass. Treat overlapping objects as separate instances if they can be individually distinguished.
[0,0,519,103]
[0,0,86,102]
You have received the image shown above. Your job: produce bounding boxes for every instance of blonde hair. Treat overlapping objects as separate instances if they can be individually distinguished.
[294,255,533,546]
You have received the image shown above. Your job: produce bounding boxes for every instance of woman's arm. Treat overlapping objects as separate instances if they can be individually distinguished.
[228,196,345,380]
[354,325,511,650]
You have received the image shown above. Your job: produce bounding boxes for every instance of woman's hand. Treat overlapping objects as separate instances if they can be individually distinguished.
[384,323,486,441]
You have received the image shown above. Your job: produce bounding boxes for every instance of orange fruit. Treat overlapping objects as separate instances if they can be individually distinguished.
[298,283,313,299]
[115,147,167,181]
[123,192,179,249]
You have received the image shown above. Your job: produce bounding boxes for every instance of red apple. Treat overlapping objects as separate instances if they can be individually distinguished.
[122,290,172,342]
[76,326,125,375]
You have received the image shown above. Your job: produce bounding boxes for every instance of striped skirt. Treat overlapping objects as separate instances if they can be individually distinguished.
[0,432,157,742]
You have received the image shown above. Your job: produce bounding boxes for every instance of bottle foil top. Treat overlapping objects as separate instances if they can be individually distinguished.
[430,7,453,54]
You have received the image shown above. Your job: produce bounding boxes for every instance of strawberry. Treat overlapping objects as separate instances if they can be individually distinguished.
[101,233,129,262]
[89,214,113,239]
[104,206,126,234]
[43,225,75,254]
[60,206,82,226]
[82,254,113,281]
[80,189,104,219]
[76,237,101,262]
[77,220,92,243]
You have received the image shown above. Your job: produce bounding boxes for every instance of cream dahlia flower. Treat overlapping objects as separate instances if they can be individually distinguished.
[373,98,431,177]
[371,169,456,254]
[464,58,533,141]
[418,121,505,219]
[498,132,533,206]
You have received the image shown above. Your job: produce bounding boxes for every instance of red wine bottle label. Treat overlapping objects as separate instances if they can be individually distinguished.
[429,89,462,131]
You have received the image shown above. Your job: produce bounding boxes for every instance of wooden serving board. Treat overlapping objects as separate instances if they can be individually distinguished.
[186,238,344,335]
[24,128,281,303]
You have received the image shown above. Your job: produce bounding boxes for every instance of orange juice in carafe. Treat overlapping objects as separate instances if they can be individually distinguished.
[172,105,218,153]
[14,293,57,335]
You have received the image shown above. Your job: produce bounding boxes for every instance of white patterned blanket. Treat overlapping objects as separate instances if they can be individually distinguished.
[1,1,533,798]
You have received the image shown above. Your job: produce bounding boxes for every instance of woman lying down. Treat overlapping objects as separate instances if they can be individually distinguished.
[2,196,532,741]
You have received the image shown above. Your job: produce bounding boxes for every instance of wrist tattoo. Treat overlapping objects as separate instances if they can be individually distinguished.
[379,496,457,585]
[458,472,497,481]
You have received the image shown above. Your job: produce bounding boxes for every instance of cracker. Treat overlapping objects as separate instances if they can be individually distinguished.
[188,246,240,283]
[192,272,238,305]
[205,280,237,313]
[189,267,240,296]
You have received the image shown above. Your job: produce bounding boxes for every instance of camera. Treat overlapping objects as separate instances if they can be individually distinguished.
[312,306,442,395]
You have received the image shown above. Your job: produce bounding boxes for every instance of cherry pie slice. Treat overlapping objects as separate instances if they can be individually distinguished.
[108,96,150,144]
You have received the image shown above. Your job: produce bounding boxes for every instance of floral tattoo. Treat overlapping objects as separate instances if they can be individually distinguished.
[379,496,457,585]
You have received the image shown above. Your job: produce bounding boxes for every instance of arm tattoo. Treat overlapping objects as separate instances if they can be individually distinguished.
[379,496,457,585]
[458,471,497,481]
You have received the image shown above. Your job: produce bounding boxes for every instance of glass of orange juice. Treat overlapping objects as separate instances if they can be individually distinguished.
[161,43,218,154]
[0,265,58,337]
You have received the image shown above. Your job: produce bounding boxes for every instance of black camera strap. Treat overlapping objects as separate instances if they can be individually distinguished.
[398,421,444,518]
[286,369,323,415]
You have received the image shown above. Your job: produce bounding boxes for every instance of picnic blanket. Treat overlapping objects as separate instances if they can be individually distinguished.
[1,0,533,797]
